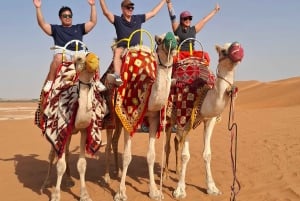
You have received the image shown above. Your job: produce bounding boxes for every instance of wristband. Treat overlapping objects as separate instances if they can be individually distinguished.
[170,15,176,22]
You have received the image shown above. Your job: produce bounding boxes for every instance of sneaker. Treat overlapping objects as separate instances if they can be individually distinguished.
[97,81,106,92]
[107,73,123,86]
[43,80,53,92]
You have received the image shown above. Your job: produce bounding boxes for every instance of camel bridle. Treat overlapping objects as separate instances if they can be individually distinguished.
[155,37,176,68]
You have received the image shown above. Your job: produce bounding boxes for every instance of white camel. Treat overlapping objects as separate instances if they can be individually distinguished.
[35,40,105,201]
[163,41,244,199]
[110,31,178,201]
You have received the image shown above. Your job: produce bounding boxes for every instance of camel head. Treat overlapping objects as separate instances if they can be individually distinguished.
[155,32,178,57]
[216,42,244,64]
[74,52,99,73]
[85,52,100,73]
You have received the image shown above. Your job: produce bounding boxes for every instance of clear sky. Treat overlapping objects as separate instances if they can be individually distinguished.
[1,0,299,99]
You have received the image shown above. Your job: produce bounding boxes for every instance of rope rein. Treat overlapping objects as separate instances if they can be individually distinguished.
[158,40,174,200]
[228,91,241,201]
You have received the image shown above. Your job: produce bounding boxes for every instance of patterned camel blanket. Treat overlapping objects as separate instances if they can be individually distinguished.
[167,55,216,131]
[34,62,105,157]
[115,47,157,135]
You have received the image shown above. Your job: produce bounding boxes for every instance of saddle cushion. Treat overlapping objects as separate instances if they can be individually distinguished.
[167,57,215,130]
[115,48,157,135]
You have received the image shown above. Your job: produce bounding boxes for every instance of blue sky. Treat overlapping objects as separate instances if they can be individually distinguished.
[1,0,299,99]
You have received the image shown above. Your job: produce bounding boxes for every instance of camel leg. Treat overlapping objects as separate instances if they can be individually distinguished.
[203,117,222,195]
[112,118,122,177]
[40,146,56,193]
[104,128,113,184]
[64,136,75,187]
[114,130,131,201]
[147,114,164,200]
[163,125,172,180]
[77,130,92,201]
[104,120,122,184]
[174,129,184,180]
[173,132,190,199]
[51,153,66,201]
[174,134,181,175]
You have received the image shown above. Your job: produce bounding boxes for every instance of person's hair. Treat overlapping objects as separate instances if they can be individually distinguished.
[58,6,73,17]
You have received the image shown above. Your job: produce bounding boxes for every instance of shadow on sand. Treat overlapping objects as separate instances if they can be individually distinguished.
[0,145,168,199]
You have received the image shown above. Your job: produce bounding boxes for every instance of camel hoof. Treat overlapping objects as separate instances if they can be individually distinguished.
[207,187,222,195]
[80,187,92,201]
[149,190,164,200]
[173,187,186,199]
[40,180,51,194]
[114,191,127,201]
[104,173,111,184]
[50,189,61,201]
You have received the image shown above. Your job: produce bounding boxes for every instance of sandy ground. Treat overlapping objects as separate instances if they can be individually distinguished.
[0,77,299,201]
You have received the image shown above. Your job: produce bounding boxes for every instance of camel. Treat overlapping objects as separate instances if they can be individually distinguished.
[163,41,244,199]
[35,40,106,201]
[101,31,178,201]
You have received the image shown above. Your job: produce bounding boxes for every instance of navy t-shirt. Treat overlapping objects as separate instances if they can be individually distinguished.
[174,25,196,51]
[51,24,86,50]
[113,14,146,48]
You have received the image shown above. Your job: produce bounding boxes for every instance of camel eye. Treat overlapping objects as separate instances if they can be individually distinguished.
[221,49,227,56]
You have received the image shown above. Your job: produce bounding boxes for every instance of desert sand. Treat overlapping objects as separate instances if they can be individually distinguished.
[0,77,299,201]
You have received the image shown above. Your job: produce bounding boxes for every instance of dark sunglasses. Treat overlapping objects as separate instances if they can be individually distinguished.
[61,14,72,19]
[125,6,134,10]
[182,16,192,21]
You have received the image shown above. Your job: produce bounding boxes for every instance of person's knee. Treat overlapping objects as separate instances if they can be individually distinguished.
[114,48,124,59]
[53,54,63,64]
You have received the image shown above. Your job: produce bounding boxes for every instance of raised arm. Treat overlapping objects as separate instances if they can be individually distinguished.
[85,0,97,33]
[194,3,220,33]
[33,0,52,36]
[145,0,167,21]
[166,1,179,32]
[99,0,114,23]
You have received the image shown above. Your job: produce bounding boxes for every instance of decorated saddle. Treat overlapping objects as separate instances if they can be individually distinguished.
[167,50,216,131]
[34,57,105,157]
[114,46,157,135]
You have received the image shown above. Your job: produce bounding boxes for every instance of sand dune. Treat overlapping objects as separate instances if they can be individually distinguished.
[0,77,299,201]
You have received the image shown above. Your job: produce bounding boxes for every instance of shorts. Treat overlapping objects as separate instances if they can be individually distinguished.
[54,47,87,61]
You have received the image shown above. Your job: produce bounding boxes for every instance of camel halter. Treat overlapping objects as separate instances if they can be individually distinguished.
[156,32,177,68]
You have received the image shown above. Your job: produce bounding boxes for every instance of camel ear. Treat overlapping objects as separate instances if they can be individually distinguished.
[155,35,163,45]
[74,53,86,71]
[74,53,86,64]
[215,45,221,54]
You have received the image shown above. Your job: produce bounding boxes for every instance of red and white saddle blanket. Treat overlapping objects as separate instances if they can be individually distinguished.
[115,48,157,135]
[34,62,105,157]
[167,53,216,131]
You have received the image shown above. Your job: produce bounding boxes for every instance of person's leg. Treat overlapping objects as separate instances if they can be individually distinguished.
[113,47,123,75]
[107,47,124,86]
[43,54,63,92]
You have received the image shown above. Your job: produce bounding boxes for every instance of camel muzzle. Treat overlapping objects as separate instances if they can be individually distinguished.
[228,42,244,62]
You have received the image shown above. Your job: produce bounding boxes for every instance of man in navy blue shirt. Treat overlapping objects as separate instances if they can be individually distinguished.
[99,0,167,86]
[33,0,98,92]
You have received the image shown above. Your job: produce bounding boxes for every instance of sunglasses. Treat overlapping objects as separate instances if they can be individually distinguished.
[182,16,192,21]
[125,6,134,10]
[61,14,72,19]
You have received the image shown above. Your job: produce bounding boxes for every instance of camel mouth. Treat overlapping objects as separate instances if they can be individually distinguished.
[228,42,244,62]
